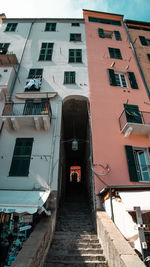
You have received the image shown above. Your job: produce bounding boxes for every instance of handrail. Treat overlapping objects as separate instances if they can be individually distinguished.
[2,101,52,117]
[119,109,150,131]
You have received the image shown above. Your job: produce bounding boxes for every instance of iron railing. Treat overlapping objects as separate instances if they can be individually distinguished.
[119,109,150,131]
[2,101,52,117]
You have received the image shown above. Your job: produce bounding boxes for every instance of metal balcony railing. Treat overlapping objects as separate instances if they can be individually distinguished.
[2,101,52,117]
[119,109,150,131]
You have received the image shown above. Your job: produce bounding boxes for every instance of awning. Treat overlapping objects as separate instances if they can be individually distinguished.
[15,92,57,100]
[0,190,50,214]
[119,191,150,211]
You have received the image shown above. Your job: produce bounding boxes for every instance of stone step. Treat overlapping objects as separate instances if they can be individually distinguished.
[45,254,106,262]
[51,242,101,249]
[56,227,94,232]
[43,261,108,267]
[53,232,98,239]
[49,248,103,255]
[57,219,92,224]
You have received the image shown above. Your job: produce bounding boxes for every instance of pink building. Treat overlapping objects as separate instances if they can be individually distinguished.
[83,9,150,257]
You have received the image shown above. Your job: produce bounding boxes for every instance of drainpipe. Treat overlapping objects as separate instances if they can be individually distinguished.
[109,188,114,222]
[87,102,96,211]
[10,19,35,97]
[123,22,150,100]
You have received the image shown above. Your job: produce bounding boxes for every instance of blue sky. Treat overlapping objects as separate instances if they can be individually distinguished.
[1,0,150,22]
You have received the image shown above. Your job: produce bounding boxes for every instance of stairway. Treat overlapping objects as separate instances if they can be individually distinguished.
[43,184,108,267]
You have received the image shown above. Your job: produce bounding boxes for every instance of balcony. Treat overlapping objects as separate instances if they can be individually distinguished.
[0,53,18,66]
[1,101,51,131]
[119,109,150,137]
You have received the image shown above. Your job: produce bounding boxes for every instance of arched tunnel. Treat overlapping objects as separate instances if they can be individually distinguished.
[58,95,95,216]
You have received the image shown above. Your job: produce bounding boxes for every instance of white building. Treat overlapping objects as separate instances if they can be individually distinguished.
[0,18,90,215]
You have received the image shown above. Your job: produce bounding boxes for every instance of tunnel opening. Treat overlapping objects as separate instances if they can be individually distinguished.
[58,96,95,222]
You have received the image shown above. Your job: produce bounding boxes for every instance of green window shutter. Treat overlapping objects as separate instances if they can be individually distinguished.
[114,31,122,40]
[124,104,142,124]
[108,48,114,58]
[116,48,122,59]
[127,72,138,89]
[125,146,138,182]
[147,54,150,61]
[9,138,33,176]
[107,69,116,86]
[98,28,104,38]
[139,36,147,46]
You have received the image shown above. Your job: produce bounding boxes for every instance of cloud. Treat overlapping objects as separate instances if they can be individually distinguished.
[0,0,150,22]
[0,0,109,18]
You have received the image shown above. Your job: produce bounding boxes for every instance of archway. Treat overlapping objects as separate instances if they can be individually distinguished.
[59,95,94,208]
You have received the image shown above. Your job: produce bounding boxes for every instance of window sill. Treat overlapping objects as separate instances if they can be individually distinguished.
[68,62,83,64]
[64,83,76,85]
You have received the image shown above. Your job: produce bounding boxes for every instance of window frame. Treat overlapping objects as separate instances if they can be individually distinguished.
[115,71,128,88]
[71,23,80,27]
[133,147,150,182]
[89,17,121,26]
[98,28,121,40]
[39,42,54,61]
[25,69,43,92]
[45,23,56,31]
[9,138,33,177]
[64,71,76,84]
[69,49,82,63]
[70,33,81,42]
[5,23,17,32]
[125,145,150,182]
[0,43,10,54]
[28,68,43,79]
[108,47,122,59]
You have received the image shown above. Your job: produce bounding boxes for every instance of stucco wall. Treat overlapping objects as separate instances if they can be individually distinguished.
[83,10,150,194]
[0,18,89,192]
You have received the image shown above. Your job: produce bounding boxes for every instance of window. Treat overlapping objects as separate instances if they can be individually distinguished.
[125,146,150,182]
[124,104,142,124]
[115,72,128,87]
[0,43,10,54]
[107,69,138,89]
[139,36,150,46]
[108,47,122,59]
[89,17,121,26]
[39,43,54,61]
[9,138,33,176]
[28,69,43,79]
[69,49,82,63]
[98,29,121,40]
[98,28,113,39]
[70,33,81,41]
[24,69,43,92]
[64,72,75,84]
[5,23,17,32]
[45,23,56,31]
[72,23,80,27]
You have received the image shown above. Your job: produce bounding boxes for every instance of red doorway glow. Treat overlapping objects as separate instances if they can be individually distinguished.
[70,166,81,183]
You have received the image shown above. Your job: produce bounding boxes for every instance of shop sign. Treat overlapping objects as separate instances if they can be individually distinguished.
[19,225,32,232]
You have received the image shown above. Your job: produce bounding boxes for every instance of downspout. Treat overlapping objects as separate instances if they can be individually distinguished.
[10,19,35,97]
[109,188,114,222]
[124,22,150,100]
[87,102,96,211]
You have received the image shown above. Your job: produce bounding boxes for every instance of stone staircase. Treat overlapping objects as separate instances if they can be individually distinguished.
[43,185,108,266]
